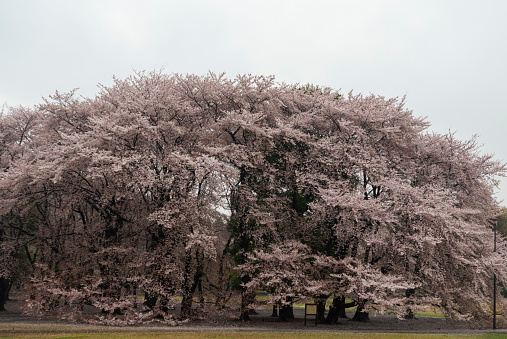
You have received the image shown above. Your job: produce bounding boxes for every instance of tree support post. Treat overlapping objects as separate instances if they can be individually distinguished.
[493,273,497,330]
[493,217,497,330]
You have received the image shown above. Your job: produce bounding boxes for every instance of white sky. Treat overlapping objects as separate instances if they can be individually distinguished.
[1,0,507,205]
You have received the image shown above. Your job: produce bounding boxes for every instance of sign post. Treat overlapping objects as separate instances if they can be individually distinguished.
[305,303,317,326]
[489,217,498,330]
[494,217,497,330]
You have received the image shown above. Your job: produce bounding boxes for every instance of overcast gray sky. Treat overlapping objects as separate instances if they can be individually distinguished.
[1,0,507,205]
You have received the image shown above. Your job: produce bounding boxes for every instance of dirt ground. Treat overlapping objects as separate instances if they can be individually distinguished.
[0,297,504,335]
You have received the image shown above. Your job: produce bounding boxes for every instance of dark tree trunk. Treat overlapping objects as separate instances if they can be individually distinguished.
[404,288,416,319]
[239,289,255,321]
[279,296,294,321]
[143,292,157,308]
[325,295,351,324]
[237,168,253,322]
[198,284,204,311]
[271,303,278,317]
[179,251,204,319]
[180,295,193,318]
[157,297,172,315]
[215,238,231,309]
[325,297,340,324]
[316,294,328,323]
[112,308,123,315]
[351,300,369,322]
[4,281,11,301]
[179,253,195,319]
[0,278,10,312]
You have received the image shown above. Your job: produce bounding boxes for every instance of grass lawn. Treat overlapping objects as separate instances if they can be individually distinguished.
[1,331,506,339]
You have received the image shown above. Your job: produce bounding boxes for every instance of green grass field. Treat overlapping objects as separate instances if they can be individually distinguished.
[2,323,507,339]
[1,331,507,339]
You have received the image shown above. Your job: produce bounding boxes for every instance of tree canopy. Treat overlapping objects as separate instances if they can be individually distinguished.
[0,71,506,326]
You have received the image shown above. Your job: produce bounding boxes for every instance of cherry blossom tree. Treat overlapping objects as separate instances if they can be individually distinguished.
[1,71,506,327]
[0,106,40,311]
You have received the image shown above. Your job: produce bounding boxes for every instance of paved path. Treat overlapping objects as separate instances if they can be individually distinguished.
[1,299,506,334]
